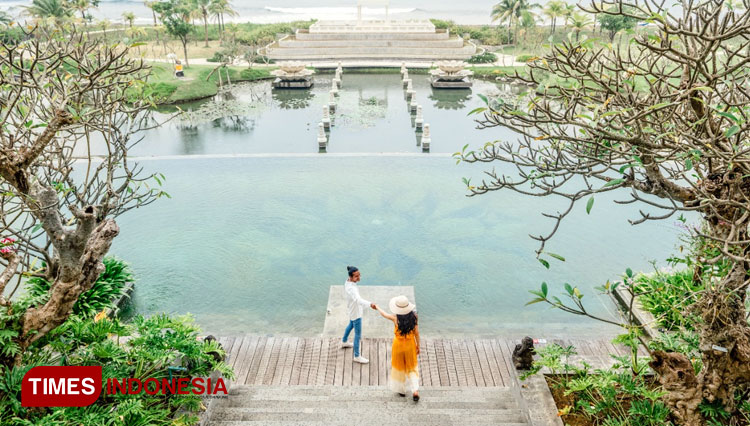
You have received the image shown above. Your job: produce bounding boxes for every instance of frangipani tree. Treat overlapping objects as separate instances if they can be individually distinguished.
[0,27,168,367]
[458,1,750,424]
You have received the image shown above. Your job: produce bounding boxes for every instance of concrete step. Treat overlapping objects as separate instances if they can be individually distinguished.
[279,38,465,48]
[215,398,520,410]
[209,409,527,424]
[268,46,475,56]
[296,31,451,41]
[204,386,530,425]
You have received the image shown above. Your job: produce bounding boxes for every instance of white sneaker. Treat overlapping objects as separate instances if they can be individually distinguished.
[353,356,369,364]
[341,342,353,348]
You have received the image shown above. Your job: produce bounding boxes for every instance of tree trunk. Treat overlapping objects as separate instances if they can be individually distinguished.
[182,38,190,67]
[651,222,750,425]
[203,15,209,47]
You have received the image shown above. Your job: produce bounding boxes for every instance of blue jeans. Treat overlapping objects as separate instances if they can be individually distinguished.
[342,318,362,357]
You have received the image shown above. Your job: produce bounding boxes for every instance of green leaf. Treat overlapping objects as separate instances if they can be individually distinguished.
[546,252,566,262]
[685,158,693,171]
[725,125,740,138]
[586,197,594,214]
[541,282,548,297]
[477,94,488,105]
[564,283,574,295]
[626,267,633,278]
[603,178,625,188]
[716,111,739,123]
[467,107,487,116]
[538,258,550,269]
[525,298,546,306]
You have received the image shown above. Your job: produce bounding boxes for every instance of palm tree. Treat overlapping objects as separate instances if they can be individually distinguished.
[191,0,211,47]
[561,3,576,30]
[491,0,538,45]
[122,11,135,29]
[0,11,12,26]
[569,12,592,42]
[24,0,71,20]
[543,0,565,34]
[70,0,91,21]
[209,0,237,39]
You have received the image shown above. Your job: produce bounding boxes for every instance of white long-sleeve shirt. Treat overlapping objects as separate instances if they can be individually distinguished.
[344,279,370,321]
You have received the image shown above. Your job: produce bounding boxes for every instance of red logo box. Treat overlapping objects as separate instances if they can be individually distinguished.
[22,366,102,407]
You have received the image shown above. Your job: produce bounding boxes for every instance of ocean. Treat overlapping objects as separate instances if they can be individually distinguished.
[1,0,500,25]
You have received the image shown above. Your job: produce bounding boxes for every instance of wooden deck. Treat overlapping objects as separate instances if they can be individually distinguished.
[217,336,642,388]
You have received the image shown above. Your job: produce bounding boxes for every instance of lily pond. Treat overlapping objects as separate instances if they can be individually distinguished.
[88,73,688,337]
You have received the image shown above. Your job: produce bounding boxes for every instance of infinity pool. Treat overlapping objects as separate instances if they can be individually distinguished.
[106,73,688,338]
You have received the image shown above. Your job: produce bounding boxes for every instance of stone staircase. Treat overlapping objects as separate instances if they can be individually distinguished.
[205,385,531,425]
[266,29,477,61]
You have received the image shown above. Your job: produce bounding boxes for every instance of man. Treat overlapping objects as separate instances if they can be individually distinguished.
[341,265,374,364]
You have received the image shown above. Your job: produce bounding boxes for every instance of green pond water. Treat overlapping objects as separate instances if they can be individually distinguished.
[100,74,689,338]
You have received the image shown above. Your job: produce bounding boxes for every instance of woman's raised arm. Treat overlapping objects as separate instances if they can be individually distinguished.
[374,304,397,323]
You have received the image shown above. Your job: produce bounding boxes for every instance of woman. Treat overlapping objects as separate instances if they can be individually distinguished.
[373,295,420,401]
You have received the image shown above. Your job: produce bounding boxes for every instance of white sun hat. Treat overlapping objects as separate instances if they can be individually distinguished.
[389,295,416,315]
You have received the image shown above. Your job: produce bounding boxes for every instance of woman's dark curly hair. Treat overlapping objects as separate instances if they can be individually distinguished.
[396,311,418,336]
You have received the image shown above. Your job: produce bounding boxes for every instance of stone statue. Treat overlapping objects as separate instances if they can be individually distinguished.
[512,336,535,370]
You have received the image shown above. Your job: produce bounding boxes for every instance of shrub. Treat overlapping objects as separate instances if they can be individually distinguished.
[239,68,271,80]
[467,52,497,64]
[515,54,536,62]
[525,343,671,426]
[0,314,233,426]
[207,51,224,63]
[430,19,455,30]
[25,257,134,319]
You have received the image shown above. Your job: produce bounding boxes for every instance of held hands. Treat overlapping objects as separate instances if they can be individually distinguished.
[370,303,377,310]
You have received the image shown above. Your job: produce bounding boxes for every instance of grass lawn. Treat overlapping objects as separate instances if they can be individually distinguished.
[145,63,274,104]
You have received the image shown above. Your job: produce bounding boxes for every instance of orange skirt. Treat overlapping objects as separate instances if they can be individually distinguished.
[390,326,419,393]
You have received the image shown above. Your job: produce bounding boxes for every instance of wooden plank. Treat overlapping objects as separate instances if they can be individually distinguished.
[278,337,298,385]
[439,339,459,386]
[457,339,476,386]
[427,339,440,387]
[361,338,370,386]
[245,336,267,384]
[352,338,362,386]
[326,338,338,385]
[492,339,515,386]
[342,340,353,386]
[462,339,481,386]
[473,339,494,386]
[433,340,448,386]
[378,338,387,386]
[311,338,323,385]
[254,337,275,385]
[480,339,504,387]
[465,339,485,386]
[298,338,314,385]
[369,339,378,386]
[263,337,284,385]
[385,340,393,385]
[418,338,430,386]
[233,337,257,385]
[335,339,346,386]
[450,340,468,386]
[289,337,305,385]
[228,336,244,370]
[314,338,328,385]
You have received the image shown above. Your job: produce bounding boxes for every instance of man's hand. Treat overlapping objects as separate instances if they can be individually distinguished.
[370,303,377,310]
[416,345,420,355]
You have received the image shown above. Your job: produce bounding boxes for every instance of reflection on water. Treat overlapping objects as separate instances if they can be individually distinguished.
[272,89,315,109]
[429,88,472,110]
[82,74,527,157]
